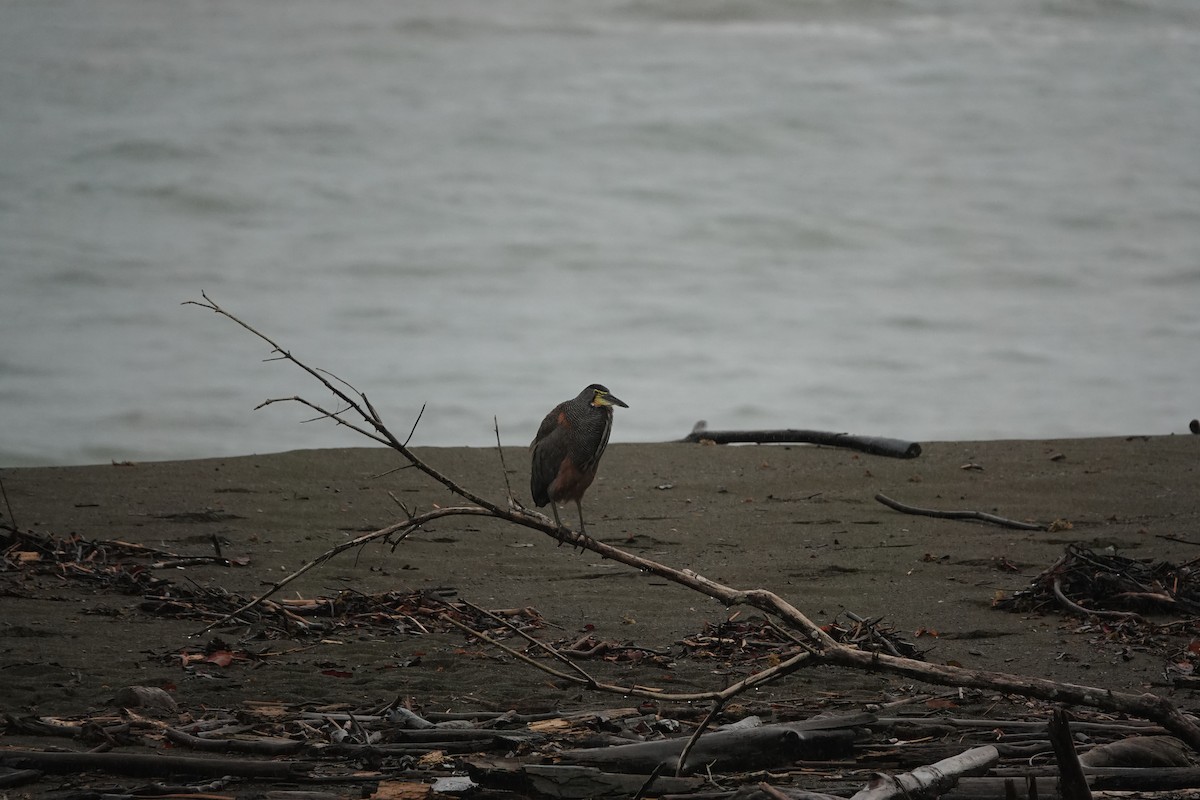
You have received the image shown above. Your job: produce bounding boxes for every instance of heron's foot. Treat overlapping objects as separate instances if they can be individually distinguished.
[570,527,591,553]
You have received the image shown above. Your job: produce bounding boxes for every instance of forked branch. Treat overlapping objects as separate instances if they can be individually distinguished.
[187,294,1200,752]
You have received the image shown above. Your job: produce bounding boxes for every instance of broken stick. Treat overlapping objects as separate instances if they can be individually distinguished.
[875,493,1044,531]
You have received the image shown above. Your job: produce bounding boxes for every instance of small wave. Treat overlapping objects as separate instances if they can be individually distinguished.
[129,183,260,217]
[1146,268,1200,288]
[72,138,212,164]
[618,0,901,24]
[0,357,46,379]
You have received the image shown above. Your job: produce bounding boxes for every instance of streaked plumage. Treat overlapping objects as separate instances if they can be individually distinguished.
[530,384,627,536]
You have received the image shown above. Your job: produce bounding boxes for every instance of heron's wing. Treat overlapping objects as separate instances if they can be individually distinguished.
[530,405,563,449]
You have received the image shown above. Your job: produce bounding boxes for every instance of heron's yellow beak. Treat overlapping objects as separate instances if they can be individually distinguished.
[595,391,628,409]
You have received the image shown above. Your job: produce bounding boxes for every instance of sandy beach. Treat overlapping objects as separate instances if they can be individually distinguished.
[3,434,1199,722]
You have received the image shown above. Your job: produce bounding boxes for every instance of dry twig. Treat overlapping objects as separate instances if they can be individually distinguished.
[875,492,1044,531]
[185,293,1200,752]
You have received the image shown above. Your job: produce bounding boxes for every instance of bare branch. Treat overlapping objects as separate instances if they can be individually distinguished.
[493,416,517,508]
[187,293,1200,753]
[189,506,494,637]
[404,403,426,448]
[454,598,597,687]
[254,396,390,447]
[0,470,18,531]
[443,613,817,704]
[186,293,502,513]
[676,699,727,778]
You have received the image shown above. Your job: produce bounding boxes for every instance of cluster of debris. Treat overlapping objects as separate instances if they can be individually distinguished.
[4,690,1199,798]
[995,544,1200,619]
[8,529,1200,796]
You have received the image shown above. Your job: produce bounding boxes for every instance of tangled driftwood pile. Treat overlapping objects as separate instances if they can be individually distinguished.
[6,525,1200,798]
[996,544,1200,620]
[5,689,1200,798]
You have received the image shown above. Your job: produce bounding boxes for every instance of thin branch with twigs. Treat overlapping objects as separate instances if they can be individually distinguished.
[185,292,1200,753]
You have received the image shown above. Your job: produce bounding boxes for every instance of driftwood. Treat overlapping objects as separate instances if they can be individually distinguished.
[678,421,922,459]
[561,718,863,775]
[163,726,305,755]
[852,745,998,800]
[657,789,845,800]
[951,769,1200,797]
[0,769,41,790]
[465,758,706,797]
[0,748,306,779]
[9,697,1200,797]
[875,492,1044,531]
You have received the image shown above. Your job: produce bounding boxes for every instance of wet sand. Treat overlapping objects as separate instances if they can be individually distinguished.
[2,435,1198,717]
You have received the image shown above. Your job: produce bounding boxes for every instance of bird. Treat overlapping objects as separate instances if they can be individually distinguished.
[530,384,628,539]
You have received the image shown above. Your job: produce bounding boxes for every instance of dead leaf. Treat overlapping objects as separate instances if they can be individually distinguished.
[203,651,234,667]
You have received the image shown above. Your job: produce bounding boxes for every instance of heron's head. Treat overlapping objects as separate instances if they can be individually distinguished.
[583,384,628,409]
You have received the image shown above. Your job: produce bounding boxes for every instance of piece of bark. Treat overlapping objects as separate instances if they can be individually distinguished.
[678,423,921,459]
[111,686,178,714]
[851,745,999,800]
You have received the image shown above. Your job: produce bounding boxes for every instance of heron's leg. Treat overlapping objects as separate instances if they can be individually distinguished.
[575,499,588,536]
[570,500,591,553]
[550,503,566,546]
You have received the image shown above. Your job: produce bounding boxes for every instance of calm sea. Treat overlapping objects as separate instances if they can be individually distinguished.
[2,0,1199,467]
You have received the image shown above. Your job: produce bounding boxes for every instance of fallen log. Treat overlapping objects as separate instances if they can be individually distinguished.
[821,647,1200,753]
[165,726,305,756]
[0,748,306,779]
[560,719,863,776]
[0,769,41,789]
[677,422,921,459]
[464,757,704,797]
[944,768,1200,798]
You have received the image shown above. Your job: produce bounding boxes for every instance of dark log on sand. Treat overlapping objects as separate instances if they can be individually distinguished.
[561,721,859,776]
[945,769,1200,798]
[0,769,42,790]
[678,422,922,459]
[164,726,305,756]
[465,757,704,797]
[0,748,305,779]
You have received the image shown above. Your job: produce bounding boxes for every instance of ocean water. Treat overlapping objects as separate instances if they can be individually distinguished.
[2,0,1199,467]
